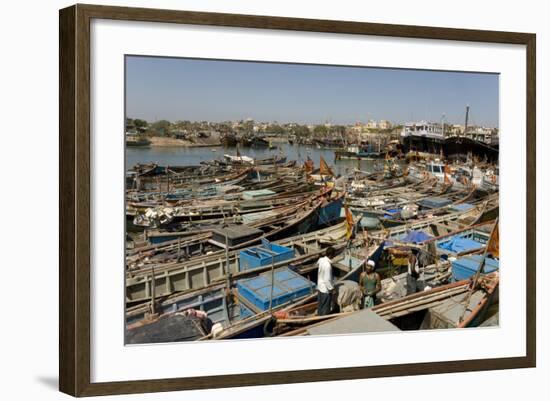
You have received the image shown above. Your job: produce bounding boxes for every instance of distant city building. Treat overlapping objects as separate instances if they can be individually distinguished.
[378,120,392,130]
[490,129,499,146]
[401,121,446,139]
[403,120,497,145]
[465,126,495,144]
[350,123,364,134]
[366,119,377,129]
[449,124,465,136]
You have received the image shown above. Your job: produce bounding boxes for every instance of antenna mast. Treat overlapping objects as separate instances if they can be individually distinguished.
[464,105,470,136]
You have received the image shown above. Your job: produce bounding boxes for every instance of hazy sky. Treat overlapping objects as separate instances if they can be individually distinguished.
[126,56,499,127]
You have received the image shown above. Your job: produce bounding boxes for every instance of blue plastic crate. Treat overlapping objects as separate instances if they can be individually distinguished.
[239,242,295,271]
[236,268,314,311]
[451,255,499,281]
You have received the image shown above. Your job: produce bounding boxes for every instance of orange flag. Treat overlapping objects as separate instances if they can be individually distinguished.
[486,223,499,258]
[303,156,314,174]
[444,164,451,185]
[319,156,334,177]
[345,206,354,239]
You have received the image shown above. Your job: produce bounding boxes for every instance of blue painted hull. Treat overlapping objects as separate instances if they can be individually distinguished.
[317,197,343,226]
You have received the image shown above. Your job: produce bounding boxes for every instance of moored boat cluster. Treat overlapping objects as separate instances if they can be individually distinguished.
[125,154,500,343]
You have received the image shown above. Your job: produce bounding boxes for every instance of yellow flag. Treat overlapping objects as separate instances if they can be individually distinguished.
[486,223,499,258]
[319,156,334,177]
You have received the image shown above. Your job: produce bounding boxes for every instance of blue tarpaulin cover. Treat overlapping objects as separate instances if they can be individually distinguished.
[451,254,499,281]
[383,208,401,218]
[398,230,432,243]
[438,236,483,254]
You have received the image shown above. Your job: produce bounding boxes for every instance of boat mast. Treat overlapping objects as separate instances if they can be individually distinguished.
[464,104,470,136]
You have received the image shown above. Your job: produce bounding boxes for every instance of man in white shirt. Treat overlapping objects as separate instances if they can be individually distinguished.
[317,247,336,316]
[406,249,421,295]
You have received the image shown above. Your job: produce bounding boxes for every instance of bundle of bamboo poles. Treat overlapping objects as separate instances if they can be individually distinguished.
[372,280,470,319]
[277,279,475,337]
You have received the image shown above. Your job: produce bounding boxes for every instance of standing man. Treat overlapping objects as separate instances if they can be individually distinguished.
[317,247,336,316]
[360,260,381,308]
[407,249,421,295]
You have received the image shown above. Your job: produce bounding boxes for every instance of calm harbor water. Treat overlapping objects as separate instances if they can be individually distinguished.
[126,143,384,176]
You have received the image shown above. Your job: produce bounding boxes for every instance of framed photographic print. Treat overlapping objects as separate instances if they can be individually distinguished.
[59,4,536,397]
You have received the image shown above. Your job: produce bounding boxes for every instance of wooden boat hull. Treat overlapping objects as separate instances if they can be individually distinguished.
[126,220,349,304]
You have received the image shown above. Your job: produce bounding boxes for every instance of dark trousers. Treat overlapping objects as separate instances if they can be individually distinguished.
[318,291,332,316]
[406,274,418,295]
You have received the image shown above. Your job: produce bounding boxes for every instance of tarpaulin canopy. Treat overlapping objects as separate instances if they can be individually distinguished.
[438,236,483,254]
[451,255,499,281]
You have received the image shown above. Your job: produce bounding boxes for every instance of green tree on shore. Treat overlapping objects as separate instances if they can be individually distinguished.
[151,120,171,136]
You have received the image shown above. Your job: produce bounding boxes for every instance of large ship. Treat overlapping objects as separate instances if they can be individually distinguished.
[400,107,498,162]
[401,120,447,151]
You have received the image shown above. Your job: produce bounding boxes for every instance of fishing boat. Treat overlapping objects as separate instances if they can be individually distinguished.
[196,238,385,340]
[223,154,255,164]
[221,132,239,147]
[236,134,269,148]
[128,167,251,194]
[351,187,475,229]
[128,197,343,274]
[274,272,498,336]
[334,143,384,160]
[480,167,499,192]
[129,185,330,228]
[406,160,498,191]
[126,134,151,147]
[124,147,499,343]
[125,218,353,304]
[267,218,500,336]
[251,136,270,148]
[314,138,344,149]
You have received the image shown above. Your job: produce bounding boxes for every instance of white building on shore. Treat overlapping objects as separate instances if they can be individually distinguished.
[401,121,446,140]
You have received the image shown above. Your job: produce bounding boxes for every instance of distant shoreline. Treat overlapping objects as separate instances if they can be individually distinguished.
[147,136,221,148]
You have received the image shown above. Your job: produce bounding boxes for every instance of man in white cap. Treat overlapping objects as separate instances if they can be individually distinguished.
[359,259,381,308]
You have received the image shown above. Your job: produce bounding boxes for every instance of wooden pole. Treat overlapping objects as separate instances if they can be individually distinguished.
[269,253,275,314]
[459,217,499,324]
[150,266,156,315]
[225,231,230,276]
